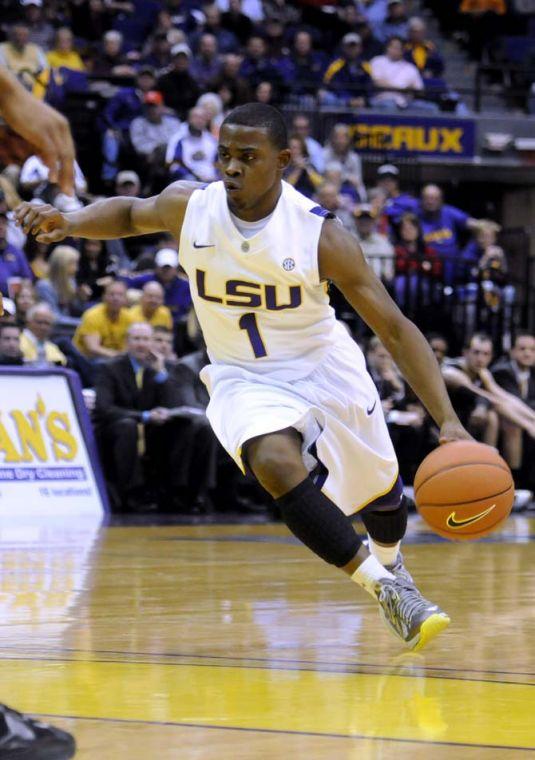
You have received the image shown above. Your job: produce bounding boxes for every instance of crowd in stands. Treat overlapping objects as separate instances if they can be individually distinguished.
[0,0,533,513]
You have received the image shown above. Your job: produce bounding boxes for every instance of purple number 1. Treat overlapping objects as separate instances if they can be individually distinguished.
[239,312,267,358]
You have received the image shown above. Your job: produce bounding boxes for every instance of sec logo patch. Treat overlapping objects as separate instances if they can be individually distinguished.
[282,258,295,271]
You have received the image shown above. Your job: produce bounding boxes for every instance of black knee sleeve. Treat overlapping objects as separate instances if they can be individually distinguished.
[275,478,361,568]
[361,499,408,544]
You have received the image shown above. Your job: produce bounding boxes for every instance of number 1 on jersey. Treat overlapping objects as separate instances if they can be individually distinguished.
[239,313,267,358]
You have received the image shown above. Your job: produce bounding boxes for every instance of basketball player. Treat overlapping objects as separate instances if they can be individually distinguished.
[0,64,76,759]
[16,104,471,651]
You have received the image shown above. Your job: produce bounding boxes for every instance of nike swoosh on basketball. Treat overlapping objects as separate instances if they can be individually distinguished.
[193,241,215,249]
[366,399,377,416]
[446,504,496,529]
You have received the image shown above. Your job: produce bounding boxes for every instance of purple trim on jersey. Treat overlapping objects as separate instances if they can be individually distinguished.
[309,205,336,219]
[360,475,404,513]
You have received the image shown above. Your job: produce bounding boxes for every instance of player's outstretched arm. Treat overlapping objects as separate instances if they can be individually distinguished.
[318,220,470,443]
[14,181,202,244]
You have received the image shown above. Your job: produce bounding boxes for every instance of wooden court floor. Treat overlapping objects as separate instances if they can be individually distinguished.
[0,514,534,759]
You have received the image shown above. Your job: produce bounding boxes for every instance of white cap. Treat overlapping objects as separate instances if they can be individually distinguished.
[1,298,16,316]
[377,163,399,177]
[20,0,43,6]
[155,248,179,267]
[171,43,191,58]
[116,170,140,186]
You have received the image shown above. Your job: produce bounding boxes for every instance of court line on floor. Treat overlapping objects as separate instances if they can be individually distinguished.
[1,653,533,687]
[152,533,535,545]
[10,644,534,680]
[32,712,535,752]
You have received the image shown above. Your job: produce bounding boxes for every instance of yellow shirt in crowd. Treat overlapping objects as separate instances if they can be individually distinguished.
[128,303,173,330]
[46,49,86,72]
[73,303,132,355]
[20,331,67,365]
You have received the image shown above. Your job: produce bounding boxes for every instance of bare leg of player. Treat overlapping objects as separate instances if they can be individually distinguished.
[245,428,450,651]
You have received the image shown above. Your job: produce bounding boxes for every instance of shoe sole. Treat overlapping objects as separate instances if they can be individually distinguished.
[411,613,451,652]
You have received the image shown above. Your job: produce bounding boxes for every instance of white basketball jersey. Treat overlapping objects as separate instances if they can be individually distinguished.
[179,180,346,380]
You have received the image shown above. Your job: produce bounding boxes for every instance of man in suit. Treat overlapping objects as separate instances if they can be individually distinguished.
[94,321,177,511]
[492,331,535,490]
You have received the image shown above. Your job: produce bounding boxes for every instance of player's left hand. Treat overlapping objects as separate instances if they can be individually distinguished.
[438,418,473,445]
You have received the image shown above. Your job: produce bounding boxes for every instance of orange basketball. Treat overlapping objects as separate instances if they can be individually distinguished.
[414,441,514,540]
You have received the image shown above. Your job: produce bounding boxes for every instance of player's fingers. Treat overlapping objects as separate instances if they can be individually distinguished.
[17,205,43,234]
[36,228,67,244]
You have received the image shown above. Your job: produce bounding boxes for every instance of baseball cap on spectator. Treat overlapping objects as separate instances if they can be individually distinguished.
[155,248,179,268]
[20,0,42,5]
[388,0,403,5]
[1,298,16,316]
[353,204,376,218]
[137,65,156,76]
[342,33,362,45]
[377,164,399,177]
[116,170,140,186]
[171,43,191,58]
[144,91,163,106]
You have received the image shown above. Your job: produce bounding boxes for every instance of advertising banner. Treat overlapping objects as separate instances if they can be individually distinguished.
[347,113,476,158]
[0,368,107,518]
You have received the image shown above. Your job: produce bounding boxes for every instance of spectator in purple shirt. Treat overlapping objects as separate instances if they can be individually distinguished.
[190,4,239,55]
[418,184,481,284]
[190,34,223,90]
[376,164,418,226]
[0,208,32,297]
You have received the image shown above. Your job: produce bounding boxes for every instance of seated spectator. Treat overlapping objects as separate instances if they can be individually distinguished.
[284,135,323,199]
[353,204,394,283]
[128,281,173,329]
[121,248,193,324]
[99,66,157,183]
[22,0,55,50]
[35,245,88,329]
[285,30,327,103]
[73,280,132,358]
[77,239,115,302]
[323,161,361,208]
[13,280,36,327]
[92,31,135,78]
[427,332,449,366]
[315,182,354,230]
[442,333,535,447]
[46,28,86,72]
[157,43,201,119]
[418,184,481,285]
[190,4,238,55]
[492,331,535,488]
[393,212,442,311]
[321,33,372,107]
[239,36,283,93]
[93,322,181,512]
[376,163,418,226]
[354,19,383,61]
[196,92,225,137]
[0,208,32,297]
[254,81,278,105]
[166,107,218,182]
[323,124,366,201]
[190,33,223,91]
[140,31,173,76]
[367,335,428,481]
[212,53,252,107]
[221,0,255,46]
[0,21,48,97]
[404,17,444,76]
[130,91,182,176]
[0,321,24,365]
[20,303,67,366]
[152,323,178,364]
[377,0,409,43]
[291,113,325,173]
[370,36,427,110]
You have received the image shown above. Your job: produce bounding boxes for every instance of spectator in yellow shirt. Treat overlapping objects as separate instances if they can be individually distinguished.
[47,28,86,72]
[73,280,132,358]
[0,21,48,98]
[128,281,173,330]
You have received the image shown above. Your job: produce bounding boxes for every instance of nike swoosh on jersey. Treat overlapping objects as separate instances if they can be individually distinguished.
[446,503,496,529]
[366,399,377,416]
[193,242,215,249]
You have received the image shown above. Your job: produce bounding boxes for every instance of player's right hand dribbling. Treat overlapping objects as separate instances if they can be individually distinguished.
[14,202,71,243]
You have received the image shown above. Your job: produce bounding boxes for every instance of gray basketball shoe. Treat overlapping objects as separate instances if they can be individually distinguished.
[384,551,415,586]
[375,577,450,651]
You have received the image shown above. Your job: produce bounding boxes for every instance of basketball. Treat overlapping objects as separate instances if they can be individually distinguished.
[414,441,515,540]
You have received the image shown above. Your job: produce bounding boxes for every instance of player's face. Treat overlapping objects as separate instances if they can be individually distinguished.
[218,124,290,217]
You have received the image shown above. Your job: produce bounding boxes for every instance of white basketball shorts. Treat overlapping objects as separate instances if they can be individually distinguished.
[200,330,400,516]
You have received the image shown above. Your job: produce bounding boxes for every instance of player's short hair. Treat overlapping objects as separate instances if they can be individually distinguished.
[222,103,288,150]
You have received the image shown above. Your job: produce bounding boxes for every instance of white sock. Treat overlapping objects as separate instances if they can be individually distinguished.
[352,554,395,598]
[367,536,401,567]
